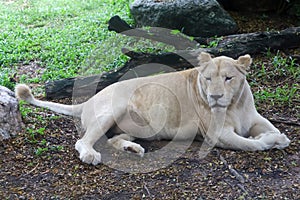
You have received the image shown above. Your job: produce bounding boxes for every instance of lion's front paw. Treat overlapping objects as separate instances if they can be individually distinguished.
[75,140,102,165]
[79,149,102,166]
[258,132,290,150]
[273,134,290,149]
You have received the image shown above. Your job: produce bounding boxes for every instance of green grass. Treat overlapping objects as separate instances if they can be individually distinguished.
[0,0,134,89]
[253,83,299,106]
[250,51,300,110]
[0,0,177,89]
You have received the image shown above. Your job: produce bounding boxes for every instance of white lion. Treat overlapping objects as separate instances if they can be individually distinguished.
[15,52,290,165]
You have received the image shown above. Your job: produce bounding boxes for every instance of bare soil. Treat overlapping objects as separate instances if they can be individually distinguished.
[0,12,299,199]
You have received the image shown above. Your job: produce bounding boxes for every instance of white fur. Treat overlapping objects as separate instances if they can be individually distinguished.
[15,53,291,165]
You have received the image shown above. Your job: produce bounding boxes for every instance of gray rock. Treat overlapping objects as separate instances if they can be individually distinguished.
[130,0,238,37]
[0,86,23,140]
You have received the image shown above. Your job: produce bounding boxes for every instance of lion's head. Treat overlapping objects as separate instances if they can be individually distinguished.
[197,52,252,110]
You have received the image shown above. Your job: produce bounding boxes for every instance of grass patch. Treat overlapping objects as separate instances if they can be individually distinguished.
[250,51,300,111]
[0,0,176,88]
[253,83,299,106]
[0,0,134,89]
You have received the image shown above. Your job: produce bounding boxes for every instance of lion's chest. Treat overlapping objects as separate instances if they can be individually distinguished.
[225,109,251,137]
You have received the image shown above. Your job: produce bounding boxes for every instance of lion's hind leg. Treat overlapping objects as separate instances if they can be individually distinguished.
[108,134,145,157]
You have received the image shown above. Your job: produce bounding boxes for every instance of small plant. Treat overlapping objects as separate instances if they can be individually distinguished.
[26,127,46,143]
[51,145,64,151]
[35,147,49,156]
[208,36,223,48]
[200,36,223,48]
[170,29,194,42]
[26,128,38,143]
[19,101,31,117]
[272,52,299,79]
[35,144,64,156]
[0,69,15,90]
[36,127,46,136]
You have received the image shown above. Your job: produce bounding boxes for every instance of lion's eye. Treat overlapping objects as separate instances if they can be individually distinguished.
[205,77,211,81]
[225,76,233,81]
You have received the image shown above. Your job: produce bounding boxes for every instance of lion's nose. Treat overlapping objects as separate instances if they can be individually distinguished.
[210,94,224,101]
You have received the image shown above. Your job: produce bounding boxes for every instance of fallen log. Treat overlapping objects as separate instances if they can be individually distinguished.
[205,26,300,58]
[45,16,300,99]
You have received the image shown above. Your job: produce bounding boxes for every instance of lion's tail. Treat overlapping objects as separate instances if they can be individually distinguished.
[15,84,83,118]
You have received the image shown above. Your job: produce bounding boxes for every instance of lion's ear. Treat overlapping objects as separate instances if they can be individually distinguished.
[237,54,252,69]
[198,52,212,65]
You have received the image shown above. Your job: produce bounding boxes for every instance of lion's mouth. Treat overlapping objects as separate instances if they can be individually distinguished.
[211,103,227,108]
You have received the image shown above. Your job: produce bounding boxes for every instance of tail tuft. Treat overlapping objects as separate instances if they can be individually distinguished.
[15,84,34,102]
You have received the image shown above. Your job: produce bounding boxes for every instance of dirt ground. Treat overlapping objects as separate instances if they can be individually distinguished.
[0,12,299,199]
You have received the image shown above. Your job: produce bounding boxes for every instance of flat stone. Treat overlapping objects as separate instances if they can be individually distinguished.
[0,86,23,140]
[130,0,238,37]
